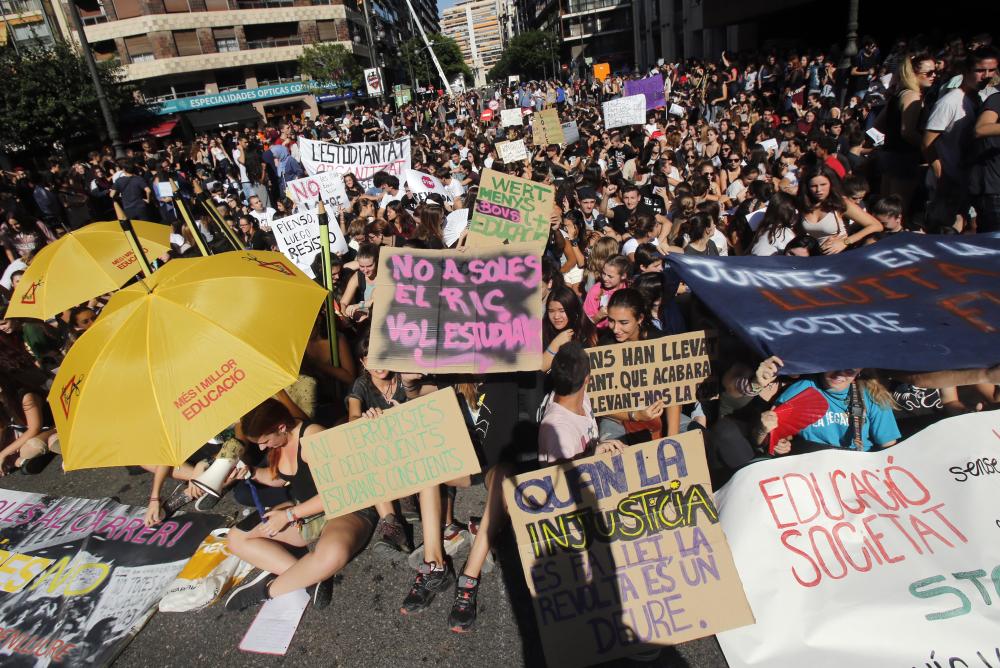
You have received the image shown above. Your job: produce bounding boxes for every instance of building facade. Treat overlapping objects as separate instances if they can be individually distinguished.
[1,0,62,50]
[440,0,502,86]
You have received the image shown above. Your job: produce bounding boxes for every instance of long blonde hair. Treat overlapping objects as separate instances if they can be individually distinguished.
[586,236,619,278]
[859,376,895,409]
[898,52,934,95]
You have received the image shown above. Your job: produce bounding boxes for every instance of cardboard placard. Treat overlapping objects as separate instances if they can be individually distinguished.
[303,388,481,519]
[532,108,565,146]
[602,94,646,130]
[367,244,544,374]
[586,330,717,416]
[271,210,350,278]
[561,121,581,146]
[504,430,754,667]
[496,139,529,164]
[467,168,554,251]
[501,107,524,127]
[593,62,611,81]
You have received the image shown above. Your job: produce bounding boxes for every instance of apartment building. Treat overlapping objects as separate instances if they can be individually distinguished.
[0,0,62,49]
[53,0,392,129]
[440,0,505,86]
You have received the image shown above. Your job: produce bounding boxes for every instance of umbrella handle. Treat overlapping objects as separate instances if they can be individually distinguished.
[193,180,241,251]
[113,201,154,282]
[171,180,210,257]
[317,202,341,368]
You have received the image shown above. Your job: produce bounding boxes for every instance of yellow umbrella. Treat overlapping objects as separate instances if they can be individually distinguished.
[4,221,171,320]
[48,250,327,470]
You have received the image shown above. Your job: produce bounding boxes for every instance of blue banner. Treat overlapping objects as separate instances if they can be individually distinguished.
[667,233,1000,374]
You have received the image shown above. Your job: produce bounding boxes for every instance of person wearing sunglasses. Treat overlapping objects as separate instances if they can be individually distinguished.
[880,52,938,210]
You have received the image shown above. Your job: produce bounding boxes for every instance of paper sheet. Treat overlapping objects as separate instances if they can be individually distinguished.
[238,588,309,655]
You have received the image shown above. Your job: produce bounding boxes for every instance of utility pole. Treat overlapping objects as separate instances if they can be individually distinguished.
[401,0,452,95]
[839,0,859,70]
[66,0,125,158]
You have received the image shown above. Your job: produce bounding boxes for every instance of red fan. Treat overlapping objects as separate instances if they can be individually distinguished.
[769,388,829,455]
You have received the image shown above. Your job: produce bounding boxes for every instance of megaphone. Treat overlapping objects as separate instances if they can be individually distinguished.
[191,458,237,498]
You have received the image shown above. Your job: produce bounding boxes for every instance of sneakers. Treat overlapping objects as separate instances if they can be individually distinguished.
[225,569,274,611]
[311,576,336,609]
[407,522,470,570]
[448,575,480,632]
[371,513,413,561]
[400,561,454,615]
[398,495,421,522]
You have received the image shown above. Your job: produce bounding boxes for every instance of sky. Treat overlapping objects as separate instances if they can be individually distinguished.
[437,0,458,12]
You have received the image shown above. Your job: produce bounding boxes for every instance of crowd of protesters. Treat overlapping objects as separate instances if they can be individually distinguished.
[1,30,999,643]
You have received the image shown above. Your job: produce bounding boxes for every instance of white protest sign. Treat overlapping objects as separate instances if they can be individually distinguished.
[286,172,349,212]
[716,411,1000,668]
[443,208,469,247]
[298,137,411,189]
[603,94,646,129]
[405,169,451,203]
[271,210,349,278]
[561,121,580,145]
[496,139,528,164]
[501,108,524,127]
[867,127,886,147]
[759,138,779,154]
[669,102,687,117]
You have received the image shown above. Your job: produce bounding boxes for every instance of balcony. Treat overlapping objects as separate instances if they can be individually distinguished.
[561,0,629,17]
[245,35,303,49]
[1,0,41,14]
[235,0,292,7]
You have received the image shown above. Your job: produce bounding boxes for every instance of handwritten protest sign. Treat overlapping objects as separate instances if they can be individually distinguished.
[0,490,219,667]
[405,169,451,203]
[367,244,544,373]
[532,108,565,146]
[501,108,524,127]
[467,168,554,251]
[561,121,580,145]
[586,330,717,416]
[667,233,1000,373]
[496,139,528,164]
[298,137,411,188]
[624,74,666,110]
[602,94,646,129]
[303,389,480,519]
[271,211,349,277]
[286,172,349,212]
[505,430,753,667]
[668,102,686,117]
[716,411,1000,668]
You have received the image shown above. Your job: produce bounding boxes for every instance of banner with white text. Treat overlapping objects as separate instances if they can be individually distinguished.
[299,137,411,189]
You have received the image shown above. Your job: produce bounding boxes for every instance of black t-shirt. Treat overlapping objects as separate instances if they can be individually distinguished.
[349,123,364,143]
[117,175,148,214]
[850,51,880,91]
[638,187,667,216]
[362,118,380,138]
[971,92,1000,196]
[451,378,520,470]
[611,202,654,234]
[608,145,634,169]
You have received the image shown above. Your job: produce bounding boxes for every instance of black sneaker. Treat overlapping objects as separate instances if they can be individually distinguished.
[372,513,412,560]
[448,575,480,633]
[311,576,335,609]
[400,562,454,615]
[225,569,274,611]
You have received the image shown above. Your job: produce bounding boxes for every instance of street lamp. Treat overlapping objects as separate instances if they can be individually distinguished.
[839,0,859,70]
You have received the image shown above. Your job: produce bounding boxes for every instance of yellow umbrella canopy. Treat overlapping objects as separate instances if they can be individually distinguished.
[5,221,171,320]
[48,250,327,470]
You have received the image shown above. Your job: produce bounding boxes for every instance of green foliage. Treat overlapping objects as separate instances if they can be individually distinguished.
[400,34,473,88]
[297,42,362,91]
[487,30,558,82]
[0,42,135,154]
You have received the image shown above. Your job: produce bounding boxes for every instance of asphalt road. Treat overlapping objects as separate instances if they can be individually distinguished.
[0,461,730,668]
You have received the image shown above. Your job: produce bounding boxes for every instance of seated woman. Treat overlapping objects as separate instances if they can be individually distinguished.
[224,398,377,610]
[757,368,900,454]
[0,376,59,475]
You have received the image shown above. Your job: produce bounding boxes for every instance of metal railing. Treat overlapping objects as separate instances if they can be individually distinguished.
[562,0,629,14]
[245,36,303,49]
[235,0,292,8]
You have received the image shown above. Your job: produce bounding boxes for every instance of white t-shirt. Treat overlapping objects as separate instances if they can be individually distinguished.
[726,179,747,201]
[250,207,276,230]
[622,236,658,257]
[925,88,978,183]
[710,227,729,256]
[751,227,796,256]
[233,148,249,183]
[538,395,599,464]
[379,191,403,209]
[746,205,768,232]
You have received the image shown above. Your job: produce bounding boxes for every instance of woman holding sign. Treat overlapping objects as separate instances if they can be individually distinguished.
[595,288,681,439]
[225,399,377,611]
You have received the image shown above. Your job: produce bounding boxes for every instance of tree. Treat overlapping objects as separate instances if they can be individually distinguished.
[0,42,135,155]
[297,42,362,92]
[488,30,559,82]
[400,34,472,89]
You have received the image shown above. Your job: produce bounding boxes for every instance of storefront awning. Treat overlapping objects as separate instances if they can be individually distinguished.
[184,104,262,130]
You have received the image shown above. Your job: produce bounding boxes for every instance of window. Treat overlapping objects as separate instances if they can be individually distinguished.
[205,0,229,9]
[213,27,238,52]
[112,0,141,19]
[174,30,201,56]
[164,0,189,12]
[124,35,154,62]
[317,20,339,42]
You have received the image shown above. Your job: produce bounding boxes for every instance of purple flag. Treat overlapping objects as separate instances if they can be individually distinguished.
[624,74,665,110]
